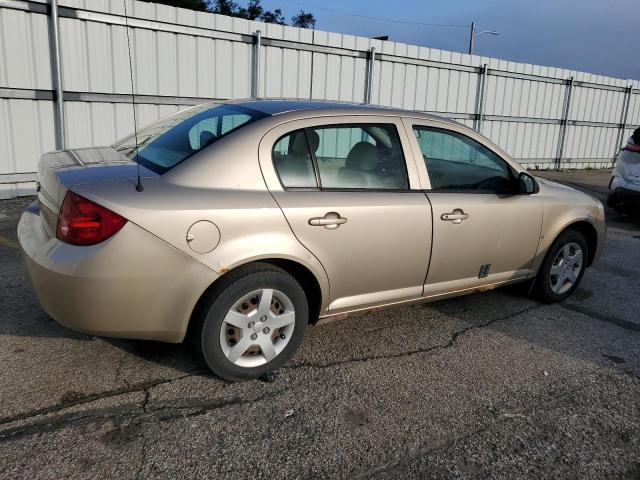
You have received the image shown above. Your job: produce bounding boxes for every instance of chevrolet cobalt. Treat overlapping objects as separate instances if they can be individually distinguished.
[18,101,606,381]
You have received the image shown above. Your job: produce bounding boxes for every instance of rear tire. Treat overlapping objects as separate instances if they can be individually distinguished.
[191,263,308,381]
[533,229,588,303]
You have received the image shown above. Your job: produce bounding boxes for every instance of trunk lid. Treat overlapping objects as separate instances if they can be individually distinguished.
[37,146,157,234]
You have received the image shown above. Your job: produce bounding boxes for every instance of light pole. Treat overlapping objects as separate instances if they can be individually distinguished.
[468,22,499,55]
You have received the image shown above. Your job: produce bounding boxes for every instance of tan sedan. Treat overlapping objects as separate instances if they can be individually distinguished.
[18,101,606,381]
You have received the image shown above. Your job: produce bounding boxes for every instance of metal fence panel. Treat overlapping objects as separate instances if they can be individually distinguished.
[0,98,56,173]
[1,0,639,198]
[63,101,183,148]
[0,6,52,90]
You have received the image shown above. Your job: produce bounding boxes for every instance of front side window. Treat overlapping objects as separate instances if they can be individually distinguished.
[113,104,267,174]
[413,126,513,193]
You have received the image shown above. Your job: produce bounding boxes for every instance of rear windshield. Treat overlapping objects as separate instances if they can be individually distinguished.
[112,103,268,174]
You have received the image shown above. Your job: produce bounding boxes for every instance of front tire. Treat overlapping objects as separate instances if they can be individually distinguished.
[192,263,308,381]
[533,229,588,303]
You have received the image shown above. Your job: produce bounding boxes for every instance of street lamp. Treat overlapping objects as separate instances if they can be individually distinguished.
[468,22,499,55]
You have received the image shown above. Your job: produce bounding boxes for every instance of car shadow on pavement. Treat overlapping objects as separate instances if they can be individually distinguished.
[104,337,206,374]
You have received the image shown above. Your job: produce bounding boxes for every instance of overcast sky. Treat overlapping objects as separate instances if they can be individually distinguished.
[262,0,639,80]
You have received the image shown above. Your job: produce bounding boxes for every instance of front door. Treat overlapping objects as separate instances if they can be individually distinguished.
[264,119,432,314]
[408,122,543,296]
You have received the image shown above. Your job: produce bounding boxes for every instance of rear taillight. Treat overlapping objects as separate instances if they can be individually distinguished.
[56,191,127,246]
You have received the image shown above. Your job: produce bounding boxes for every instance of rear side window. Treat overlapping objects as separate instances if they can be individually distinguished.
[272,123,408,190]
[113,104,267,174]
[413,126,513,193]
[272,130,317,188]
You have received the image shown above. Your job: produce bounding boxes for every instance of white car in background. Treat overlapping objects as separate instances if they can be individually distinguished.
[608,128,640,213]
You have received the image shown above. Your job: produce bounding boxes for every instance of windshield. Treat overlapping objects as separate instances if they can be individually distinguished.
[112,103,268,174]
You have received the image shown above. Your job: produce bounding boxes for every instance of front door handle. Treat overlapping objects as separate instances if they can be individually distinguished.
[308,212,347,230]
[441,209,469,224]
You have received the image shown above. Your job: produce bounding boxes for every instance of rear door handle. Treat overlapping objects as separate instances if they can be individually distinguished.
[308,212,347,230]
[441,209,469,224]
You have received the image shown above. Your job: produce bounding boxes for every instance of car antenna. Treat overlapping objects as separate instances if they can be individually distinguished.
[123,0,143,192]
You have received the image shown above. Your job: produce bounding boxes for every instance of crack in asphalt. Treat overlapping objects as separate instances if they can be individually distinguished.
[141,389,151,414]
[0,305,540,443]
[286,304,543,371]
[0,407,142,444]
[0,370,205,428]
[0,303,551,446]
[0,293,638,472]
[136,392,151,480]
[136,430,148,480]
[114,354,132,389]
[0,386,293,443]
[353,416,513,479]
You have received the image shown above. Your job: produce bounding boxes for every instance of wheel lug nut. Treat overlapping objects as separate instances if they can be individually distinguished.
[260,315,267,321]
[248,321,254,328]
[250,333,257,340]
[263,327,270,334]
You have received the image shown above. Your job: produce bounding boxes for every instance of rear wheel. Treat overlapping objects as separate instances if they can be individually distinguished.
[533,229,588,303]
[192,264,308,381]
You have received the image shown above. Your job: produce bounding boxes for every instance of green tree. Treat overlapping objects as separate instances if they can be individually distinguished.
[211,0,239,16]
[291,10,315,29]
[237,0,263,20]
[147,0,209,11]
[144,0,316,28]
[212,0,285,25]
[259,8,286,25]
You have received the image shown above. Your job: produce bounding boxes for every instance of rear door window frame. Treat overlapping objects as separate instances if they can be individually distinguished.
[271,122,413,193]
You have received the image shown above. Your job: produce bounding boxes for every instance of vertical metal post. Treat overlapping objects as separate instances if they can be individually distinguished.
[252,30,262,99]
[309,29,315,100]
[615,85,633,156]
[49,0,65,149]
[555,76,574,170]
[468,22,475,55]
[474,63,487,133]
[364,47,376,104]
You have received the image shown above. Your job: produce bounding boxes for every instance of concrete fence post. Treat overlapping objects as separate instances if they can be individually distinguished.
[252,30,262,99]
[555,76,574,170]
[49,0,65,150]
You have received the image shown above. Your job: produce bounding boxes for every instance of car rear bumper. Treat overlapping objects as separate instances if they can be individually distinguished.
[18,201,218,343]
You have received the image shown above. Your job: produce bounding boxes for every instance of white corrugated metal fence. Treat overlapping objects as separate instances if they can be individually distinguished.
[1,0,639,198]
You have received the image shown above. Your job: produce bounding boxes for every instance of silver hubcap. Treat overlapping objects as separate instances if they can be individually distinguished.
[219,289,295,368]
[549,242,583,294]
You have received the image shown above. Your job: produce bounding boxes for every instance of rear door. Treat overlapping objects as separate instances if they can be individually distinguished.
[259,116,432,315]
[404,119,543,296]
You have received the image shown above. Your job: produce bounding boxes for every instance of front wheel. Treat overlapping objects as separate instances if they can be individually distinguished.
[192,264,308,381]
[533,229,588,303]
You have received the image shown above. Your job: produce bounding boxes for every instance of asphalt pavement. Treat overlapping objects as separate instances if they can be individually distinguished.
[0,169,639,479]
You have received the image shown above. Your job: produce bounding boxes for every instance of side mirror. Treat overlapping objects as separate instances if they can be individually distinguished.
[518,172,538,194]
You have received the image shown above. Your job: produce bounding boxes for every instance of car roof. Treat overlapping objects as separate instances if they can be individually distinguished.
[223,99,457,124]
